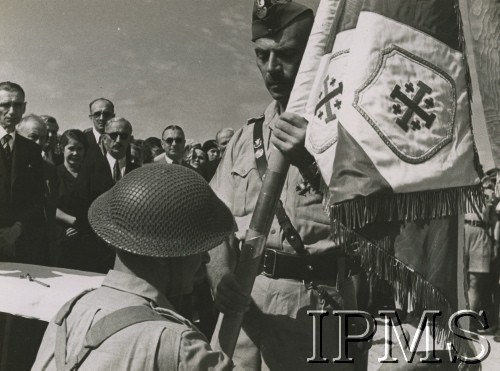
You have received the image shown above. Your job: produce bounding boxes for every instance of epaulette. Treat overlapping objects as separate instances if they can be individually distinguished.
[153,306,193,328]
[247,114,265,125]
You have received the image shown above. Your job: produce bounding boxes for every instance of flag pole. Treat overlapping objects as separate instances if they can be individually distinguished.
[214,152,290,357]
[213,0,341,357]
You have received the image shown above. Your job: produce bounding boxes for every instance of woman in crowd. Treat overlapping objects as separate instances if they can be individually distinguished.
[187,147,208,180]
[54,129,87,267]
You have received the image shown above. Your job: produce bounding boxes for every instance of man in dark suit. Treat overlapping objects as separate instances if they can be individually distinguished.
[0,82,49,370]
[40,114,63,166]
[71,117,138,273]
[0,81,47,264]
[154,125,187,165]
[17,114,60,264]
[83,98,115,157]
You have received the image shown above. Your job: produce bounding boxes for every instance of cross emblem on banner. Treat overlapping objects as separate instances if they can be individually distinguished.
[390,80,436,133]
[314,75,343,124]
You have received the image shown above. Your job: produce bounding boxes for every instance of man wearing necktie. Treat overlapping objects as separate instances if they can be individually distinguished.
[102,117,133,183]
[0,81,47,264]
[154,125,187,165]
[83,98,115,158]
[0,82,48,370]
[71,117,138,273]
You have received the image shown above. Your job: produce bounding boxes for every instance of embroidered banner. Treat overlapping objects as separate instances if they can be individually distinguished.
[328,0,483,230]
[304,0,362,186]
[297,0,484,348]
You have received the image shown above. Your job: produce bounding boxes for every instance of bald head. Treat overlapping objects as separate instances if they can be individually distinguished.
[216,128,235,154]
[17,114,48,149]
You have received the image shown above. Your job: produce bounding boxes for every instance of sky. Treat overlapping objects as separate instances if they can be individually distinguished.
[0,0,496,165]
[0,0,319,142]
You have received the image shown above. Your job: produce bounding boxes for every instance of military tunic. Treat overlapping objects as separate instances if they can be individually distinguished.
[32,270,232,371]
[210,101,356,370]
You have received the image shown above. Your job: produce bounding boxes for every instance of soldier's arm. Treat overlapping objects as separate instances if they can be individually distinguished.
[171,330,233,371]
[207,237,250,314]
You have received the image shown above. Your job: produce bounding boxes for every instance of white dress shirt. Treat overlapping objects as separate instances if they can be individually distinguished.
[106,152,126,179]
[0,126,16,150]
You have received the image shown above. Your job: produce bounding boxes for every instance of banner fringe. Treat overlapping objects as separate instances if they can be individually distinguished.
[331,185,484,231]
[339,226,453,343]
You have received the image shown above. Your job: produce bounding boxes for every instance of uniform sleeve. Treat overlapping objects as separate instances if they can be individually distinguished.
[175,330,233,371]
[209,127,243,212]
[31,321,57,370]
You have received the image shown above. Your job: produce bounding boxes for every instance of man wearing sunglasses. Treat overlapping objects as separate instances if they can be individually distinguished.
[83,98,115,157]
[155,124,186,165]
[72,117,139,273]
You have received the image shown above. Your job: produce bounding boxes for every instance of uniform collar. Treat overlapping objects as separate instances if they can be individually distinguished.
[102,270,171,309]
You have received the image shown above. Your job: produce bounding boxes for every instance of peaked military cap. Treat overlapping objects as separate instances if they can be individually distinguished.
[252,0,313,41]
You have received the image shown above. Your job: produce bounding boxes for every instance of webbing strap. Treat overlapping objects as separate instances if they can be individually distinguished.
[54,289,95,371]
[252,117,308,255]
[56,304,169,371]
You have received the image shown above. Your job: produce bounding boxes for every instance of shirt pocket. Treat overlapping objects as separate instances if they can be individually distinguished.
[230,162,261,217]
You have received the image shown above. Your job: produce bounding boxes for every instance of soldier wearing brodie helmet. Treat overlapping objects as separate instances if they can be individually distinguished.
[208,1,360,370]
[33,164,234,370]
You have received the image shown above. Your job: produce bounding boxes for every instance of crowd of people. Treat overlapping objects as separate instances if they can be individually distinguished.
[1,87,235,271]
[1,0,499,370]
[0,80,238,368]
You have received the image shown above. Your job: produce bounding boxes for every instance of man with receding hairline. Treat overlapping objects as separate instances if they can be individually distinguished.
[0,82,47,264]
[84,97,115,157]
[72,117,139,273]
[215,128,234,155]
[155,124,187,165]
[0,82,49,370]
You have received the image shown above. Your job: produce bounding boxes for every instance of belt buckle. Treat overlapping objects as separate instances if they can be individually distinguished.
[263,249,277,278]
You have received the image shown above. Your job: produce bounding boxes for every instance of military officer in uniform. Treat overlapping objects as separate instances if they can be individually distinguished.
[33,164,234,370]
[208,1,359,370]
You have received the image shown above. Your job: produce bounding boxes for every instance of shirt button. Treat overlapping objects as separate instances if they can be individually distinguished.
[270,229,276,235]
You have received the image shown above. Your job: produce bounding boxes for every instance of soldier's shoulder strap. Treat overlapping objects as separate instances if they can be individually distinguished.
[247,114,265,126]
[56,303,177,371]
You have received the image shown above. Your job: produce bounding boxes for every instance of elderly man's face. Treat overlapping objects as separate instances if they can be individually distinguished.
[162,129,185,162]
[0,90,26,131]
[254,16,312,104]
[89,100,114,134]
[19,119,48,148]
[104,120,132,160]
[216,130,234,154]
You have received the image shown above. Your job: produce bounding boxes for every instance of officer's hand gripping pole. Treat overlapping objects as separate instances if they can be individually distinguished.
[213,0,340,357]
[214,150,290,357]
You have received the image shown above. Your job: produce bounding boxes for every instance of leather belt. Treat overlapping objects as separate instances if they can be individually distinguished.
[464,220,489,229]
[262,249,350,282]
